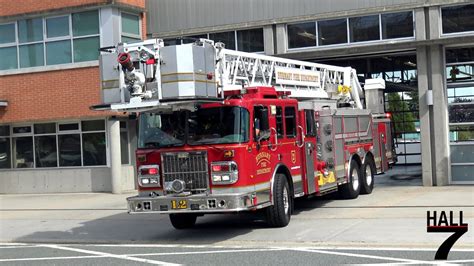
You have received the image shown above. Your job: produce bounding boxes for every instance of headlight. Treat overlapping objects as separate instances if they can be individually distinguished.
[211,161,238,185]
[138,164,161,187]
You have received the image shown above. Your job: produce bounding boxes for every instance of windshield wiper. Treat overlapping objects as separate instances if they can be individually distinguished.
[159,143,184,148]
[144,141,162,148]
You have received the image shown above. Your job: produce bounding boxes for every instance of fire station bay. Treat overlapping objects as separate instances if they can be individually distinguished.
[0,0,473,194]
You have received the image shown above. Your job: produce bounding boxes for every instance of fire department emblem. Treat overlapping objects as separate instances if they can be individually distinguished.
[291,150,296,164]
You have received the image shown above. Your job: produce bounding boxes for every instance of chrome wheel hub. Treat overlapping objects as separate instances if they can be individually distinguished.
[365,165,373,186]
[352,168,359,191]
[283,186,289,215]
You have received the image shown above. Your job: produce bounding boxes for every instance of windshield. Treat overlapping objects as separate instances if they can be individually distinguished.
[188,107,249,145]
[138,107,249,148]
[138,112,186,148]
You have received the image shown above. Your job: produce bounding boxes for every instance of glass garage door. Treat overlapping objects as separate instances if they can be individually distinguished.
[319,53,421,165]
[446,47,474,184]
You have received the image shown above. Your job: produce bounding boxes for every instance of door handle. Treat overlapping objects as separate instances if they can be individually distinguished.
[270,127,278,151]
[297,125,305,148]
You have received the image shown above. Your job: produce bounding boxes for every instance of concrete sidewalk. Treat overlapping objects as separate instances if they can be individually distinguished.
[0,168,473,249]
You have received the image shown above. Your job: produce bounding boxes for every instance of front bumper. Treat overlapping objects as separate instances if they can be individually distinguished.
[127,192,260,214]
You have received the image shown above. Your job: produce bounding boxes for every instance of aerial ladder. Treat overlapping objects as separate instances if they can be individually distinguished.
[93,38,373,113]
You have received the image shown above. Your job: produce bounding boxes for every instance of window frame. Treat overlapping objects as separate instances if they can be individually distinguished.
[349,14,380,43]
[440,3,474,37]
[286,10,415,52]
[163,27,265,54]
[0,126,12,169]
[0,119,110,170]
[286,21,317,49]
[0,9,101,73]
[236,28,265,53]
[11,124,34,168]
[120,11,142,43]
[0,22,19,70]
[208,30,237,50]
[380,11,415,41]
[445,45,474,184]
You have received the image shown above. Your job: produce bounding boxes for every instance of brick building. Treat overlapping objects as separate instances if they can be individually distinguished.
[0,0,146,193]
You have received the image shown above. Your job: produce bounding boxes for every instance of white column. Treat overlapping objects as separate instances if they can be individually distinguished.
[263,25,274,55]
[108,118,122,194]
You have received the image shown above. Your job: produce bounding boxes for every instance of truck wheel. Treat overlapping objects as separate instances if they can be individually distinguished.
[360,156,375,194]
[169,213,197,229]
[338,160,361,199]
[266,173,291,227]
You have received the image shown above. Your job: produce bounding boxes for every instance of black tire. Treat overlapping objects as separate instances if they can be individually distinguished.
[360,156,376,195]
[169,213,197,229]
[338,160,361,199]
[266,173,291,227]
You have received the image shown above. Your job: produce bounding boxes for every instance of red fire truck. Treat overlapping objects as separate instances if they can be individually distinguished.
[94,39,396,229]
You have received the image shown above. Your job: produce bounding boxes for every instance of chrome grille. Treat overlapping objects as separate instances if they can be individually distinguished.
[161,151,208,193]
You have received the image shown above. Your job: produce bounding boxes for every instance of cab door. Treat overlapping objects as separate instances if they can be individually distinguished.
[251,104,276,203]
[300,109,318,195]
[281,104,303,195]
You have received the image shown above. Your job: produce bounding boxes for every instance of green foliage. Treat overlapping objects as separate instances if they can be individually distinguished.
[386,93,416,137]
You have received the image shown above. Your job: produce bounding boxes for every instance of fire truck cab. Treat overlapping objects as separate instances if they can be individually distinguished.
[93,39,396,228]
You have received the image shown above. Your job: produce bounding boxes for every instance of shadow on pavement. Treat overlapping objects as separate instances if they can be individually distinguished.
[14,165,422,244]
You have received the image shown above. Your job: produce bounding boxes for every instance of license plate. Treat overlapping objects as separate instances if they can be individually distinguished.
[171,200,187,209]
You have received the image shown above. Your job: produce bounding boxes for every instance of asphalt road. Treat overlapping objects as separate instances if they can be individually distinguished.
[1,167,473,265]
[1,243,473,265]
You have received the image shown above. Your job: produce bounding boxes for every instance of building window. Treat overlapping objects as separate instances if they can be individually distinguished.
[182,34,208,44]
[209,31,235,50]
[442,4,474,34]
[165,28,265,53]
[381,11,414,39]
[163,38,180,46]
[18,18,44,68]
[82,120,106,166]
[0,10,99,71]
[45,16,72,65]
[446,47,474,183]
[18,18,43,43]
[0,126,11,169]
[237,28,264,52]
[286,11,414,50]
[121,12,141,44]
[0,46,18,70]
[0,23,16,44]
[349,15,379,43]
[34,123,57,168]
[287,22,316,49]
[59,134,81,167]
[0,119,108,169]
[318,18,348,46]
[13,136,34,168]
[35,135,58,168]
[72,11,100,62]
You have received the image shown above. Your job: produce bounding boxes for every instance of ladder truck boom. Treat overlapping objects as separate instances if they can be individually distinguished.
[93,38,365,112]
[216,45,364,108]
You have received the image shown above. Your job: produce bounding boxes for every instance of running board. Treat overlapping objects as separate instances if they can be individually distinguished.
[317,184,338,196]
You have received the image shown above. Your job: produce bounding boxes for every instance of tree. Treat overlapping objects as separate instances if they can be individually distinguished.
[386,92,416,138]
